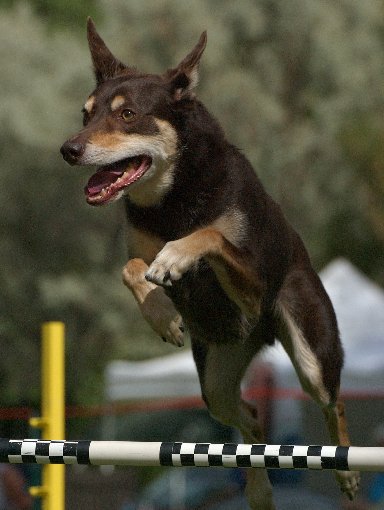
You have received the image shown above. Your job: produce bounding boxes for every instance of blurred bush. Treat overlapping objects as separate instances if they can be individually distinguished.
[0,0,383,406]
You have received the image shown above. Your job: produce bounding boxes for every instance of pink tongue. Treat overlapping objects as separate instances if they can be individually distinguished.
[86,169,124,196]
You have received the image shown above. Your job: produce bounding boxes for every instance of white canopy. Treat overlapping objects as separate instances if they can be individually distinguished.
[105,350,200,401]
[264,258,384,390]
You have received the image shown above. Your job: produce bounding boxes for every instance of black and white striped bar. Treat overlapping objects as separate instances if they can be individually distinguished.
[1,439,384,472]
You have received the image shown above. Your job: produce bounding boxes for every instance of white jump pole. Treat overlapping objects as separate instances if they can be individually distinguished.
[1,439,384,472]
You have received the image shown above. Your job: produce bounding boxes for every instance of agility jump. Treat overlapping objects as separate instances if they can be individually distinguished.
[1,439,384,472]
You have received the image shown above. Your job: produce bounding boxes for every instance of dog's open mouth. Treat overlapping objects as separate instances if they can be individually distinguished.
[85,155,152,205]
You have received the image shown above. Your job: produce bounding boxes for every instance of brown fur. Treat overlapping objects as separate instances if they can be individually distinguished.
[60,19,360,509]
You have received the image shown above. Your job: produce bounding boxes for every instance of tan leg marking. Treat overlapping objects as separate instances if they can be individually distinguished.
[277,301,360,500]
[324,400,351,446]
[276,302,330,404]
[324,400,360,500]
[122,258,184,346]
[146,226,262,317]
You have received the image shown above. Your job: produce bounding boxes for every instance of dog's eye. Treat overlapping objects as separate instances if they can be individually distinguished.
[121,109,136,122]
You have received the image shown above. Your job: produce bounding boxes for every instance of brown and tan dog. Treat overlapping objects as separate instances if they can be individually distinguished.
[61,19,360,509]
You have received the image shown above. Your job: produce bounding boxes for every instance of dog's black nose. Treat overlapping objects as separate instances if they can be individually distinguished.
[60,140,85,165]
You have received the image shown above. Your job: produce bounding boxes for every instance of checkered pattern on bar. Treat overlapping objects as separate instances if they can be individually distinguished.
[0,439,350,470]
[0,439,91,465]
[158,443,350,470]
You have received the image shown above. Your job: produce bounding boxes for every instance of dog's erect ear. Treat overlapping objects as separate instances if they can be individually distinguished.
[87,17,132,85]
[165,31,207,100]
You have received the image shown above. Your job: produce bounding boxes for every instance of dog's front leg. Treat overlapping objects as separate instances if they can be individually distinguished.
[122,258,184,347]
[146,228,262,318]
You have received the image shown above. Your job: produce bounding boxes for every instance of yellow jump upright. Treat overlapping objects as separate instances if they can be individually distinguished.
[30,321,65,510]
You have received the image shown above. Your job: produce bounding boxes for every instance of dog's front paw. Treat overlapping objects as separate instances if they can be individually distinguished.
[161,314,185,347]
[145,240,197,287]
[141,287,185,347]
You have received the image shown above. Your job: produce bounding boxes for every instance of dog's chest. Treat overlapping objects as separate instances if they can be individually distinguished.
[165,262,254,344]
[126,224,165,265]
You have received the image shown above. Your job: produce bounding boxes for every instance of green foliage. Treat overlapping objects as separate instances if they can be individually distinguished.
[0,0,384,406]
[1,0,101,29]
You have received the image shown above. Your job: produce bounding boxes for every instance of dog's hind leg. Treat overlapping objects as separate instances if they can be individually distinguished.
[192,339,275,510]
[276,266,360,500]
[122,258,184,346]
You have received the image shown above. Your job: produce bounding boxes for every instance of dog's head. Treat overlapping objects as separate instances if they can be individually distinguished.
[60,18,206,207]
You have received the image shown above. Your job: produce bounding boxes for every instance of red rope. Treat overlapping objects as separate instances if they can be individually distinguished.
[1,389,383,421]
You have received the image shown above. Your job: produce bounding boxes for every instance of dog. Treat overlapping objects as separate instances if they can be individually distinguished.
[60,19,360,509]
